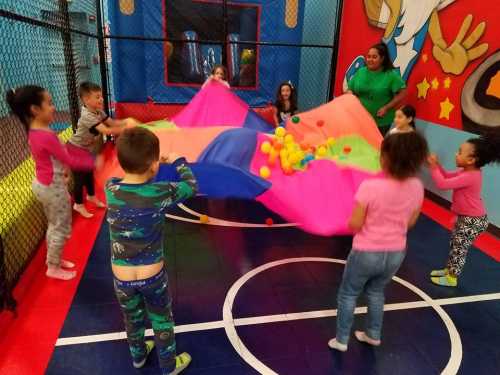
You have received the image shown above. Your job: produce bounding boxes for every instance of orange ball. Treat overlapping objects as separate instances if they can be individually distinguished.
[317,120,325,127]
[200,215,209,224]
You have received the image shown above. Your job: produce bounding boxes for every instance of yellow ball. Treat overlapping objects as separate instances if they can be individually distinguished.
[317,146,327,157]
[260,166,271,179]
[200,215,209,224]
[275,127,286,138]
[279,149,289,159]
[288,152,301,164]
[260,141,272,154]
[327,137,336,146]
[284,134,294,144]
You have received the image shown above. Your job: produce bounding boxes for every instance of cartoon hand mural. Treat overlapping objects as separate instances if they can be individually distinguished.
[429,12,489,75]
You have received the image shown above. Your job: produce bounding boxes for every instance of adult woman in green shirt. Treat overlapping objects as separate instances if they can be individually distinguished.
[347,43,407,135]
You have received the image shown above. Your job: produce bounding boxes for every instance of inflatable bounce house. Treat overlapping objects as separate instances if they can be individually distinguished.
[109,0,305,115]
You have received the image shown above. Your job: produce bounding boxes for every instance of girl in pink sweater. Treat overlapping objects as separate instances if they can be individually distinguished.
[428,133,500,287]
[6,85,94,280]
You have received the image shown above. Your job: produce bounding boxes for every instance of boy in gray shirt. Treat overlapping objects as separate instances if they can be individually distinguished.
[68,82,139,218]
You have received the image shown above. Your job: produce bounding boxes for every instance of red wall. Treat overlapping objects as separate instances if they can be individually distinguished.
[333,1,500,131]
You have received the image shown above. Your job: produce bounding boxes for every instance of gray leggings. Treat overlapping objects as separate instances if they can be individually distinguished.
[32,179,72,267]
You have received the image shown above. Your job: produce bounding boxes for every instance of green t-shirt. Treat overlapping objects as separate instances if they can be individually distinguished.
[348,66,406,128]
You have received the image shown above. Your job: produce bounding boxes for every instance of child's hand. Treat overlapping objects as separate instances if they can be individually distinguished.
[427,153,439,168]
[125,118,140,128]
[160,153,180,163]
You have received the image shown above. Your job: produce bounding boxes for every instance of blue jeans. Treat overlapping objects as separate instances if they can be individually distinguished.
[336,249,406,345]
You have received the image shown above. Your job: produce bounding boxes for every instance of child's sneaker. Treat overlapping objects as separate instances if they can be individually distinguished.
[431,274,457,287]
[430,268,448,277]
[73,203,93,218]
[327,338,347,352]
[133,340,155,369]
[167,352,192,375]
[354,331,381,346]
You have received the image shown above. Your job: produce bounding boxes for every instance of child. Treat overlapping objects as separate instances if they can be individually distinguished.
[427,133,500,287]
[273,81,297,127]
[329,132,428,351]
[388,105,416,135]
[105,127,197,374]
[6,85,94,280]
[201,64,230,88]
[69,82,138,218]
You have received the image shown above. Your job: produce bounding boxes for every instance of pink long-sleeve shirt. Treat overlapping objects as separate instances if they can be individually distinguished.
[430,165,485,217]
[28,129,94,186]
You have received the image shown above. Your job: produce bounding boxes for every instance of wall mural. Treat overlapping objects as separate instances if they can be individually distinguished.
[337,0,500,134]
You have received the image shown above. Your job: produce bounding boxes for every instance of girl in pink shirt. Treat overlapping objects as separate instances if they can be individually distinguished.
[428,133,500,287]
[6,85,94,280]
[329,132,428,352]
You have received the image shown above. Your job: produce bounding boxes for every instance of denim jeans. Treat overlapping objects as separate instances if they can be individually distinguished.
[336,249,406,345]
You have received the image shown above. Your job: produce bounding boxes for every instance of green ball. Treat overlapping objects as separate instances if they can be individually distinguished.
[291,116,300,124]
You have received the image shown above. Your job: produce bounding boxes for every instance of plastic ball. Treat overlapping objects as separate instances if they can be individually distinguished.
[288,152,301,164]
[300,142,309,151]
[291,116,300,124]
[274,142,283,151]
[317,120,325,127]
[265,218,274,226]
[332,154,339,160]
[317,146,327,157]
[260,166,271,179]
[327,137,336,146]
[343,145,352,154]
[260,141,272,154]
[267,149,278,167]
[275,127,286,138]
[199,215,209,224]
[279,149,289,159]
[284,134,294,144]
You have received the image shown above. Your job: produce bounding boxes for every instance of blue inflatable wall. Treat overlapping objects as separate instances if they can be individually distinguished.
[108,0,305,106]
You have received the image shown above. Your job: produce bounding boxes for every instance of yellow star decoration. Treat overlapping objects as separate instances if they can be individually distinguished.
[417,78,431,99]
[439,97,455,120]
[431,78,439,90]
[444,77,452,89]
[422,54,428,63]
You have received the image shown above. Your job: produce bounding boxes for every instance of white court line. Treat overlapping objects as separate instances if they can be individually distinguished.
[55,292,500,347]
[173,203,298,228]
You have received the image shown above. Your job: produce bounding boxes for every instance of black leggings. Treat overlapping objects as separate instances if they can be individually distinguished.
[73,171,95,204]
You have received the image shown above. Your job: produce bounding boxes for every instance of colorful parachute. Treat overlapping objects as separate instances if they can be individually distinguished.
[97,81,382,235]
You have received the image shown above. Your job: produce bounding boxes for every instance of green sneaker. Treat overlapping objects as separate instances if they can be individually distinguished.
[431,274,457,287]
[168,352,192,375]
[133,340,155,369]
[430,268,448,277]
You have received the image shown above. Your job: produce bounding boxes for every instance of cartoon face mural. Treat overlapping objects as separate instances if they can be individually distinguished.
[359,0,488,80]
